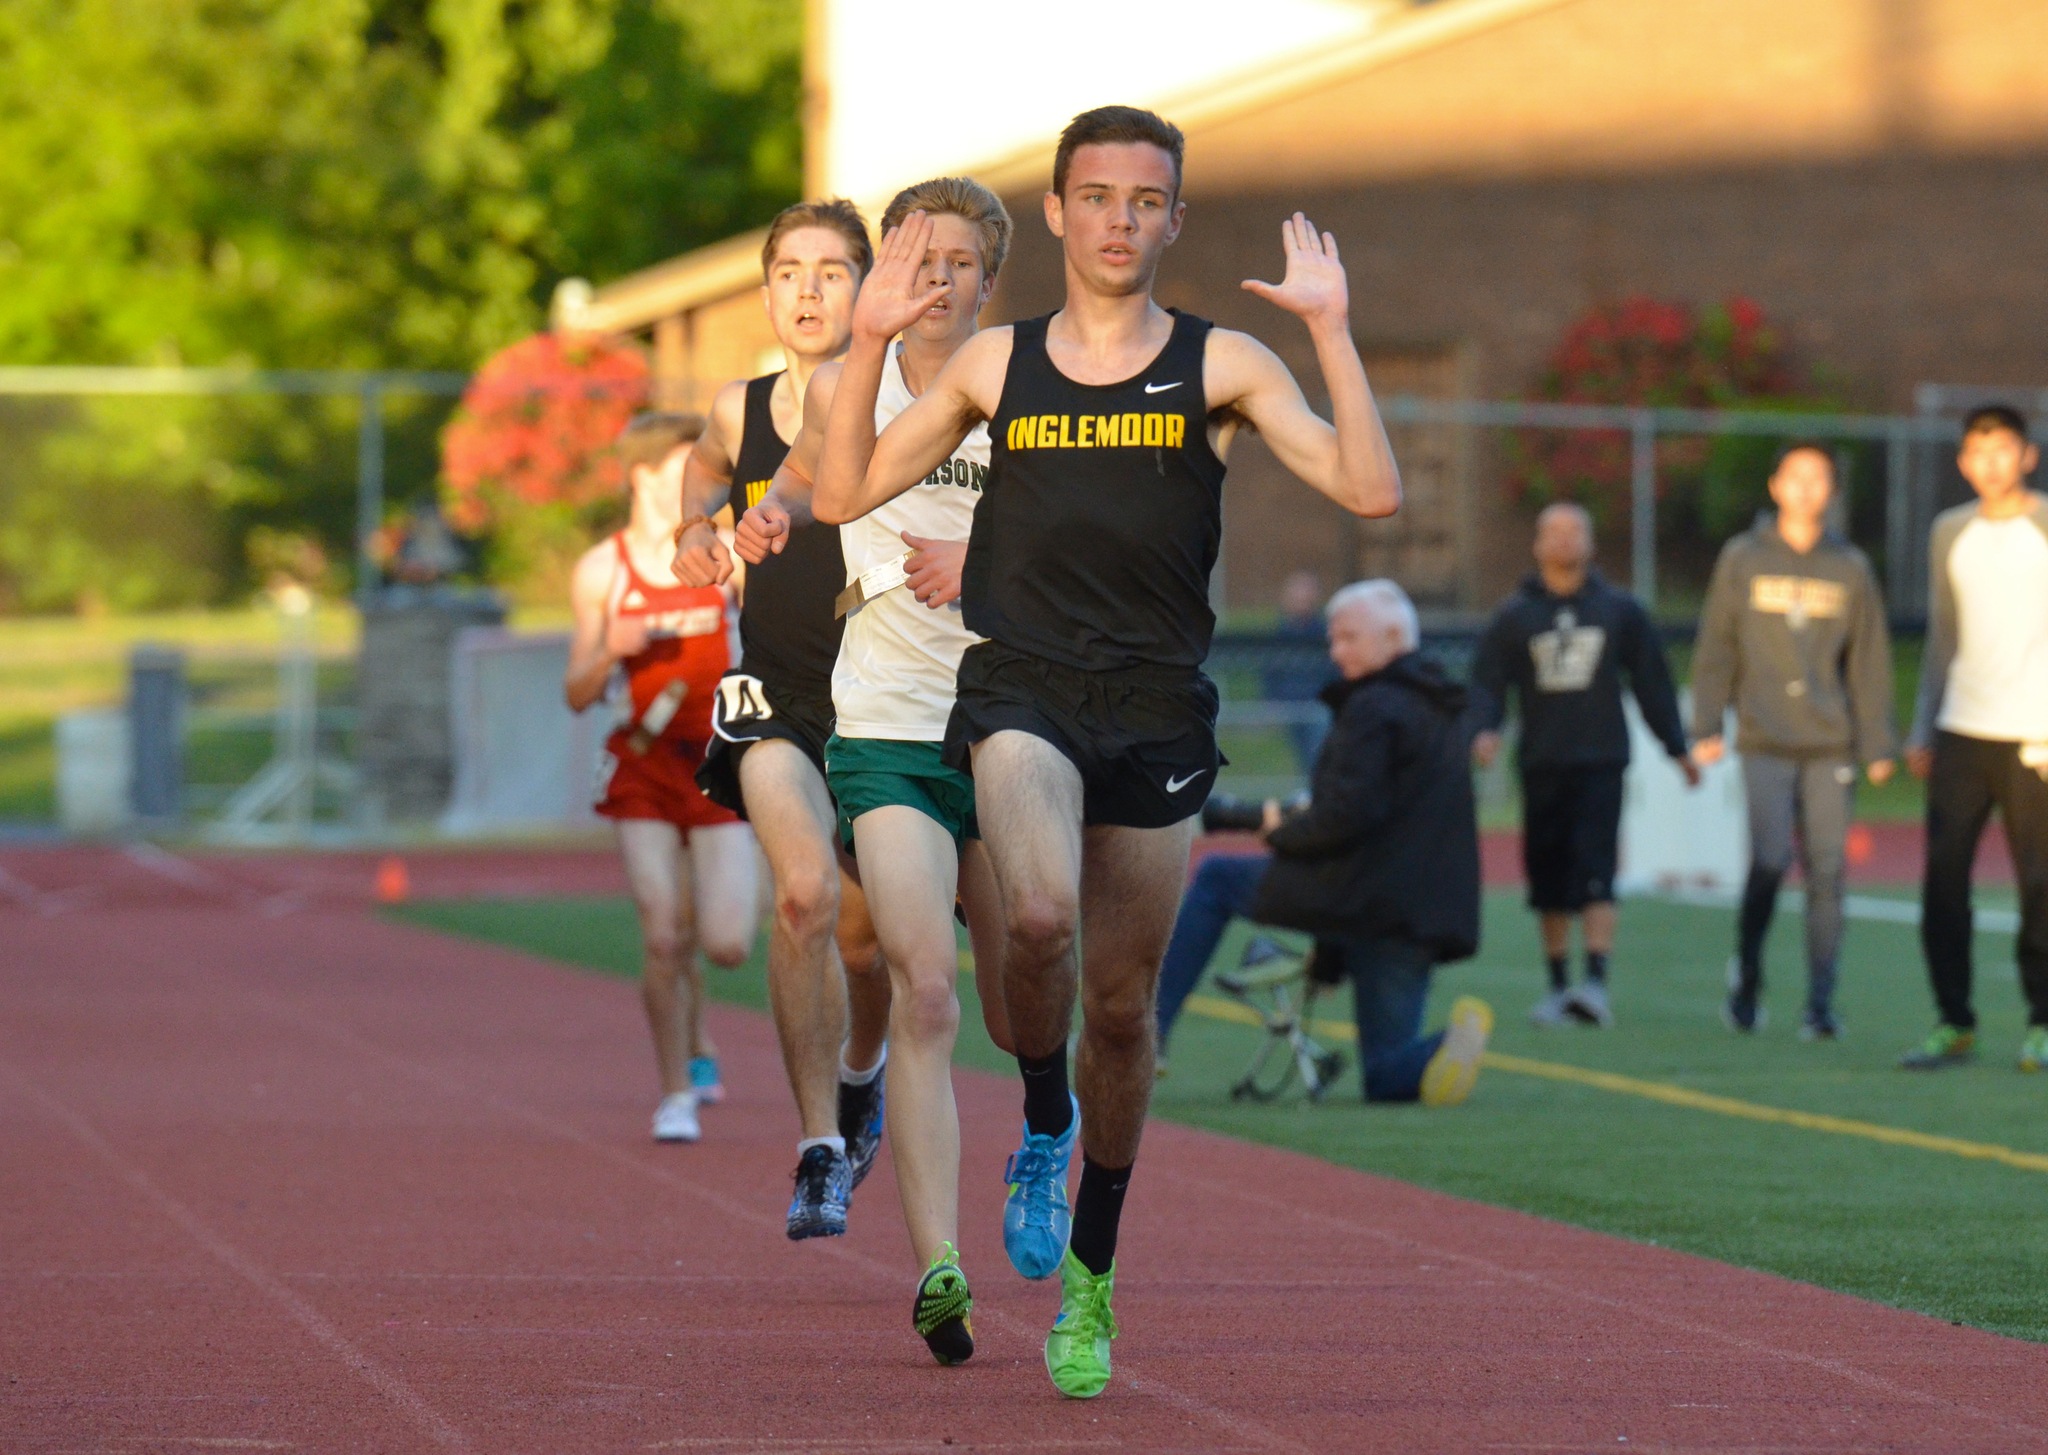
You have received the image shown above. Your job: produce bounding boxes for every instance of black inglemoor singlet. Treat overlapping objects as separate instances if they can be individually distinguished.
[727,372,844,692]
[966,310,1228,672]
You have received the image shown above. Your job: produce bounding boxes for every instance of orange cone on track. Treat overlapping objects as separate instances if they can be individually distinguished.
[1845,822,1873,869]
[374,855,411,904]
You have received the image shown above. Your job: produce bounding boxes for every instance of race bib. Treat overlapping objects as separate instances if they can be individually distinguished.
[834,553,912,619]
[712,674,775,739]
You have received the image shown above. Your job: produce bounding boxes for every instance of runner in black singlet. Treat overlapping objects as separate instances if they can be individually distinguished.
[696,370,844,808]
[811,110,1402,1399]
[950,307,1227,828]
[667,199,893,1243]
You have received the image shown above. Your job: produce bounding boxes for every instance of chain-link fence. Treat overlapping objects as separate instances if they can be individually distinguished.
[0,367,2017,835]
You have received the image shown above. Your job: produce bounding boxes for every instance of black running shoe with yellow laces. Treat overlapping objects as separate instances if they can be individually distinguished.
[912,1242,974,1365]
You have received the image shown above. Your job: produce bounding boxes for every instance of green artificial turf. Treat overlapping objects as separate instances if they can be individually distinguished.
[390,889,2048,1342]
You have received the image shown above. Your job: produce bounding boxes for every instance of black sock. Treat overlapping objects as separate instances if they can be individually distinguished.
[1069,1157,1131,1276]
[1584,951,1609,985]
[1018,1049,1073,1139]
[1545,955,1568,991]
[1736,865,1781,993]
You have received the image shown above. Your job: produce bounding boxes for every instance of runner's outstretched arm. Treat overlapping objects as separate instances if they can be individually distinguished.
[813,212,986,525]
[1225,212,1401,519]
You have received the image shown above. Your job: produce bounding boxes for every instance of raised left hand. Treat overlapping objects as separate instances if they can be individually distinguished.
[1241,213,1348,327]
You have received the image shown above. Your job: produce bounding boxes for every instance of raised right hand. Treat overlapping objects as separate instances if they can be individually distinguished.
[1693,735,1726,767]
[852,211,951,344]
[671,520,732,587]
[735,502,791,565]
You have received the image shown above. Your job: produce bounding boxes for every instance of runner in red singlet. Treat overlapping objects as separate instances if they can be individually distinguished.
[568,413,762,1144]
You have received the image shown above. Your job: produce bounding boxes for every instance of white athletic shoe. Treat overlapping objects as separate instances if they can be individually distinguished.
[1528,988,1574,1028]
[1564,981,1614,1028]
[652,1092,701,1143]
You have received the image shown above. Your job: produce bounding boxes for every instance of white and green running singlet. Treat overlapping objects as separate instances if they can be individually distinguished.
[830,344,992,741]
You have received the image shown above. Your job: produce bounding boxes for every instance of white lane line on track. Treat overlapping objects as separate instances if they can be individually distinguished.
[0,863,96,916]
[1159,1167,2048,1446]
[264,994,1315,1455]
[120,842,304,917]
[0,1058,472,1454]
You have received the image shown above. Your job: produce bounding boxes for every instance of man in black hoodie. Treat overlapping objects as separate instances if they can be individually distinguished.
[1472,503,1697,1029]
[1153,580,1492,1105]
[1691,443,1895,1039]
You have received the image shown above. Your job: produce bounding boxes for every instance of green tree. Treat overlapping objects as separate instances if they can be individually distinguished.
[0,0,800,609]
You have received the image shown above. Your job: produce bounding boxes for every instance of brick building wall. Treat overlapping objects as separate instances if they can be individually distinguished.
[602,0,2048,614]
[982,147,2048,612]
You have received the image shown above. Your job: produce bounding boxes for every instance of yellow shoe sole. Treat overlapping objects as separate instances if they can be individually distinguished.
[1420,996,1493,1107]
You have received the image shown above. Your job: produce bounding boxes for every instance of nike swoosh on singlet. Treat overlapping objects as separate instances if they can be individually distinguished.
[1143,381,1182,394]
[1164,770,1206,793]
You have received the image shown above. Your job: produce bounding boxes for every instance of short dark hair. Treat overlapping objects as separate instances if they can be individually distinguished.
[617,412,705,477]
[760,198,873,281]
[1052,105,1185,199]
[1961,403,2029,444]
[1771,439,1836,477]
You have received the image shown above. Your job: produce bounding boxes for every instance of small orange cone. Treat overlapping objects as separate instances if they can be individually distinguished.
[1845,823,1874,869]
[374,855,411,904]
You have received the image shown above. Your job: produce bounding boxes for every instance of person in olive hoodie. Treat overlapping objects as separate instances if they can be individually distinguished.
[1153,580,1492,1106]
[1690,443,1896,1040]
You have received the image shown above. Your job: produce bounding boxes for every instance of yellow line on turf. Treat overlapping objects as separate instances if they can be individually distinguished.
[1176,994,2048,1176]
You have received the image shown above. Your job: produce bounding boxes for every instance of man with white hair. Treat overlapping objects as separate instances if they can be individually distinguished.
[1153,579,1490,1105]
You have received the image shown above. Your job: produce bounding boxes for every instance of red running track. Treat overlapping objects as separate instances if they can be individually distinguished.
[3,851,2045,1452]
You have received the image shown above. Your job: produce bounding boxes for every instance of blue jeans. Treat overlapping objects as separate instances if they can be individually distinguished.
[1154,853,1444,1102]
[1326,936,1443,1103]
[1156,854,1270,1045]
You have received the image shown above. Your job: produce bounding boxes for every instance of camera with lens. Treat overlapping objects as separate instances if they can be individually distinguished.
[1199,792,1267,834]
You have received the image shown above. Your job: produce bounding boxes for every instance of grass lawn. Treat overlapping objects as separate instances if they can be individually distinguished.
[391,888,2047,1343]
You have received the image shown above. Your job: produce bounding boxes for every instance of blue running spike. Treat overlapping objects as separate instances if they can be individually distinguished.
[1002,1094,1078,1280]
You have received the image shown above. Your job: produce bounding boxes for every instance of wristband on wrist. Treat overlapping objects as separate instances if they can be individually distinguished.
[672,515,712,550]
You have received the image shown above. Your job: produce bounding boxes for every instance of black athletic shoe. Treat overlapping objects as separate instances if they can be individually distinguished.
[1721,990,1765,1034]
[786,1145,851,1240]
[840,1062,887,1190]
[1800,1007,1842,1041]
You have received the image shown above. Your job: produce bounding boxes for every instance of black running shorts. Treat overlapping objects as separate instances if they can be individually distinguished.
[1519,763,1625,912]
[943,641,1222,830]
[696,670,835,818]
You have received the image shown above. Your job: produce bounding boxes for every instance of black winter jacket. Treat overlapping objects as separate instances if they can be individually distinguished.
[1253,652,1480,961]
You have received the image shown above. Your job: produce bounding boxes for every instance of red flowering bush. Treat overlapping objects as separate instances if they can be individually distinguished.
[440,331,650,532]
[1509,296,1794,519]
[437,331,650,597]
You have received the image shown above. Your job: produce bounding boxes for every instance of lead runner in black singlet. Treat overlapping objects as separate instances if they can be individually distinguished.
[668,199,893,1243]
[810,109,1402,1399]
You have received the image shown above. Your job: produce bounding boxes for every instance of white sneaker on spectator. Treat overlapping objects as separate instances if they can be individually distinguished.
[652,1092,700,1143]
[1528,989,1574,1028]
[1564,981,1614,1028]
